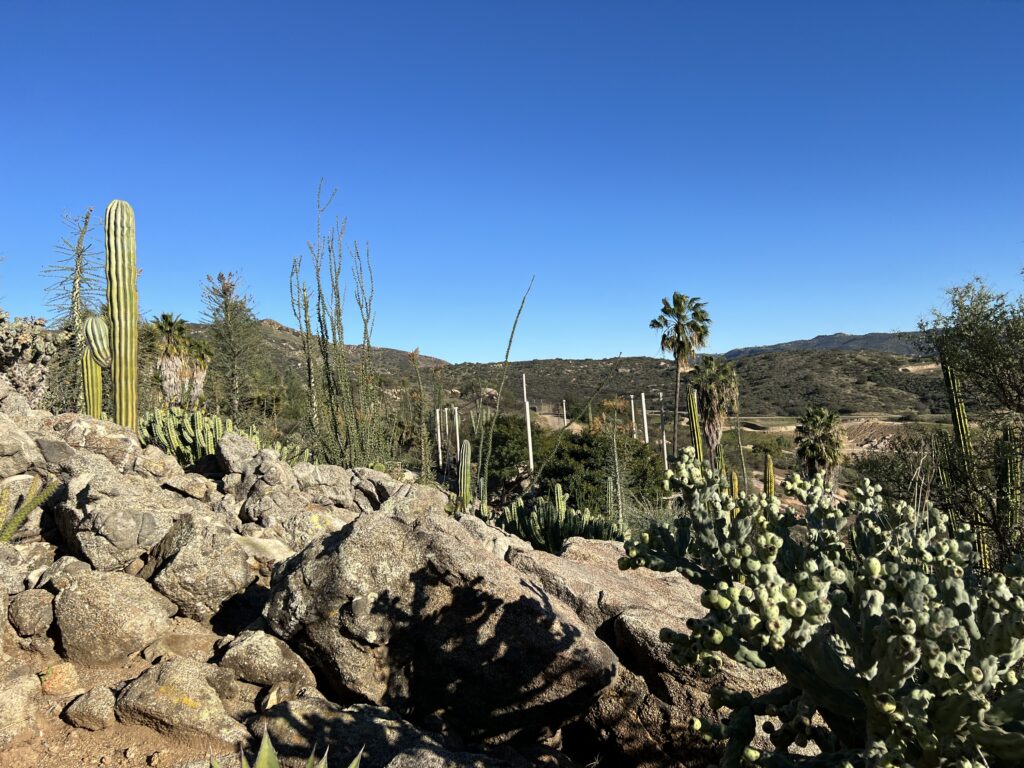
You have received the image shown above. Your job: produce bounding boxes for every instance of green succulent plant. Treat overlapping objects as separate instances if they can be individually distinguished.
[0,476,60,543]
[211,730,362,768]
[494,482,620,553]
[621,448,1024,767]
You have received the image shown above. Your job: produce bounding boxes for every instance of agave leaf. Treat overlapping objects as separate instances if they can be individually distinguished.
[346,747,364,768]
[251,729,281,768]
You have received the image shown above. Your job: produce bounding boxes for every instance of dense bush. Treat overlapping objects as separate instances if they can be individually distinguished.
[621,450,1024,767]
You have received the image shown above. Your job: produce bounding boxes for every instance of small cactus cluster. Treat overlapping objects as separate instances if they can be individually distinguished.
[620,449,1024,767]
[494,482,621,553]
[0,476,60,543]
[140,407,310,468]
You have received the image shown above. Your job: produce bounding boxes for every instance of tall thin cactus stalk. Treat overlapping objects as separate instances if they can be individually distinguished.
[457,439,473,513]
[939,358,991,569]
[104,200,139,431]
[687,385,704,465]
[764,452,775,497]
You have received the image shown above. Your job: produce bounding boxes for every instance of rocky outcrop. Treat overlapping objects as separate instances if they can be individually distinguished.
[264,504,618,745]
[0,659,41,749]
[56,468,203,570]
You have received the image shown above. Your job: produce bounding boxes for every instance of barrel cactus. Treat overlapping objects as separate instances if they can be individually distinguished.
[620,449,1024,767]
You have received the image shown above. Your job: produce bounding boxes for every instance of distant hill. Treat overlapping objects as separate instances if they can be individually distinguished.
[190,321,945,418]
[723,331,925,359]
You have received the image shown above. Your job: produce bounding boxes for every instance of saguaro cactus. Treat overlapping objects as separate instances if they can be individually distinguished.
[81,315,110,418]
[105,200,139,431]
[764,452,775,497]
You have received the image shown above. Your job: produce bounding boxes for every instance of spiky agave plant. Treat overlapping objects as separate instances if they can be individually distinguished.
[211,730,363,768]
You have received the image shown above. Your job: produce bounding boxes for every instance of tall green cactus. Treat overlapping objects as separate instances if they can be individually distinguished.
[687,385,704,465]
[939,358,991,569]
[81,315,110,418]
[105,200,139,431]
[457,439,473,513]
[764,452,775,497]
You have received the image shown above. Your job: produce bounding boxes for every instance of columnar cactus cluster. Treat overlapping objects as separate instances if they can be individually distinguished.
[495,482,621,553]
[620,449,1024,767]
[140,407,310,468]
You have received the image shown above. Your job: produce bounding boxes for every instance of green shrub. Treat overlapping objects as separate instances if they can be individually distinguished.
[621,449,1024,767]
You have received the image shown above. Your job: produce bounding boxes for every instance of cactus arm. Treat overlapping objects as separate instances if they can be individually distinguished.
[104,200,139,431]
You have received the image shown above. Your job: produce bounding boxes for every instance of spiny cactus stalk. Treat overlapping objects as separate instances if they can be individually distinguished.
[0,477,61,543]
[457,439,473,513]
[495,483,620,553]
[687,385,704,464]
[104,200,139,431]
[939,358,992,570]
[730,470,739,498]
[763,452,775,497]
[211,729,362,768]
[621,450,1024,767]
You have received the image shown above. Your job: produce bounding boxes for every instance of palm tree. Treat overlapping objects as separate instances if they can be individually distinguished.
[650,293,711,457]
[795,406,845,480]
[691,356,738,469]
[184,338,212,409]
[152,313,192,407]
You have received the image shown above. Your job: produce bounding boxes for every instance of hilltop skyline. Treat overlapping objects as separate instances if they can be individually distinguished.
[1,1,1022,362]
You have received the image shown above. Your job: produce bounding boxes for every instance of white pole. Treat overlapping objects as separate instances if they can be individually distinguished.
[454,406,460,450]
[641,392,650,444]
[435,408,444,468]
[523,374,535,472]
[629,395,637,439]
[562,399,568,427]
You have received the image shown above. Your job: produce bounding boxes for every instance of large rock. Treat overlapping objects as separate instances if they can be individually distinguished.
[50,413,143,472]
[510,537,782,766]
[64,686,117,731]
[0,413,44,477]
[54,570,176,665]
[0,541,27,594]
[139,515,254,621]
[219,629,316,688]
[115,657,248,742]
[7,588,53,637]
[264,504,617,744]
[0,659,41,749]
[258,698,518,768]
[57,468,201,570]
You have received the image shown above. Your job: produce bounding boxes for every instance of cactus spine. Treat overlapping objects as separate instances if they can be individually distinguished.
[105,201,139,431]
[764,452,775,497]
[457,439,473,513]
[687,385,704,465]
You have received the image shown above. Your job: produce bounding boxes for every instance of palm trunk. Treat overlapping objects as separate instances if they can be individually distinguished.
[672,365,682,459]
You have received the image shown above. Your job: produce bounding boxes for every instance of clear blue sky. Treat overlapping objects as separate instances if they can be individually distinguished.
[1,1,1022,362]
